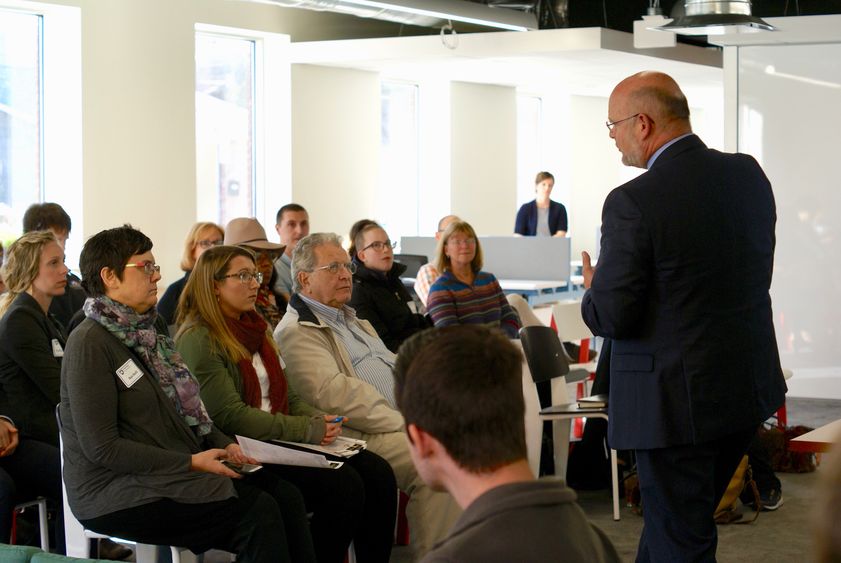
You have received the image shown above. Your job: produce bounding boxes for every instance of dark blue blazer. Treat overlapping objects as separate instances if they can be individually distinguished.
[514,200,568,236]
[581,135,786,450]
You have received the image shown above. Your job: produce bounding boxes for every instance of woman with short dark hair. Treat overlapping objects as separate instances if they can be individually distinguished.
[347,220,430,352]
[60,224,314,563]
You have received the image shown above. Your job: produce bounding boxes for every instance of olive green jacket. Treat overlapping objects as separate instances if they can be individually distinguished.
[177,325,324,444]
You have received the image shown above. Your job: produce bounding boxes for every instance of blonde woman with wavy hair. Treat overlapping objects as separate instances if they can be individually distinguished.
[0,232,68,554]
[157,221,224,326]
[176,245,397,563]
[0,231,68,444]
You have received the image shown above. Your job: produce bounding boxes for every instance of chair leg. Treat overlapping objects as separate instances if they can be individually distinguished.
[36,498,49,551]
[610,448,620,521]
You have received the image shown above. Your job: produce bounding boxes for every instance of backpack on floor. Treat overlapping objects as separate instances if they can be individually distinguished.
[758,425,818,473]
[714,455,760,524]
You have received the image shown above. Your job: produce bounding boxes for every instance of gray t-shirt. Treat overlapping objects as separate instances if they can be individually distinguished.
[536,206,552,237]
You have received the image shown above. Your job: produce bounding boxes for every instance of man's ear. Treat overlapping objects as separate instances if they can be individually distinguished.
[407,423,436,458]
[297,270,309,293]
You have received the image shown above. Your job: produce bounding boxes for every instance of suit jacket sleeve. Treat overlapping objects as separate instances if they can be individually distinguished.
[581,188,653,339]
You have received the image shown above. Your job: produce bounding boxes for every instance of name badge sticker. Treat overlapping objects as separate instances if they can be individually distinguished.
[116,359,144,388]
[51,339,64,358]
[278,353,286,370]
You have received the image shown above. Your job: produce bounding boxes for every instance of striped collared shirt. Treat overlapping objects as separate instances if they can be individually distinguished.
[299,294,398,408]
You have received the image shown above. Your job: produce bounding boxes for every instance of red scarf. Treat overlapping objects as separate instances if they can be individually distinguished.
[225,310,289,414]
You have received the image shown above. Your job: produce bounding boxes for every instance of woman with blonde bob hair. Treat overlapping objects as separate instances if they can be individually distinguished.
[157,221,224,325]
[176,245,396,563]
[427,220,520,338]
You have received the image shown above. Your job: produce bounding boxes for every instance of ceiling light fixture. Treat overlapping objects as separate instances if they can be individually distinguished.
[249,0,538,32]
[656,0,774,36]
[339,0,538,31]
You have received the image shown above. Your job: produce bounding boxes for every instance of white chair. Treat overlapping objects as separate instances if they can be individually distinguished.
[13,497,49,551]
[519,326,620,521]
[56,407,203,562]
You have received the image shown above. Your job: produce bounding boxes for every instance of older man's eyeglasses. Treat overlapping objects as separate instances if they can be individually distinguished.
[605,113,641,131]
[362,240,397,252]
[197,239,223,249]
[313,261,357,275]
[125,261,161,277]
[219,271,264,285]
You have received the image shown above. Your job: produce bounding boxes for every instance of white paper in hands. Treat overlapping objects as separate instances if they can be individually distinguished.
[236,435,344,469]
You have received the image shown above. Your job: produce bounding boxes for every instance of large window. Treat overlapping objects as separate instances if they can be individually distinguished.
[0,9,42,243]
[516,94,542,206]
[195,33,256,226]
[379,81,420,240]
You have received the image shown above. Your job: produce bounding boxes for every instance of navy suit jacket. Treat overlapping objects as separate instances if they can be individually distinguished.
[514,200,568,236]
[582,135,787,450]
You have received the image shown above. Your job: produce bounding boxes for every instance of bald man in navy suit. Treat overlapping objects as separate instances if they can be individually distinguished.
[581,71,787,562]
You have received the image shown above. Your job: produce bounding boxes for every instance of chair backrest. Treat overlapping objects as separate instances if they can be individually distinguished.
[393,254,427,278]
[519,326,570,384]
[551,300,594,343]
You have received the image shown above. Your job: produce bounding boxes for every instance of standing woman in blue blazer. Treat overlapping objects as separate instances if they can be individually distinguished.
[514,171,568,237]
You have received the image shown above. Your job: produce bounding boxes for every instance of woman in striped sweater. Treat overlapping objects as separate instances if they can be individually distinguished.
[426,221,520,338]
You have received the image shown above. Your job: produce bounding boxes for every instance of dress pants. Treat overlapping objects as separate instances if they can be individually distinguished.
[0,438,66,554]
[81,477,313,563]
[634,425,758,563]
[265,449,397,563]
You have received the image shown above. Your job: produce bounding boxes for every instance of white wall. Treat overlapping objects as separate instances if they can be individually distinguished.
[15,0,418,284]
[290,64,381,239]
[450,81,517,235]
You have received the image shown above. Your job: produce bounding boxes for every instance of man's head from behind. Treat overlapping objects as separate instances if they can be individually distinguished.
[394,325,527,488]
[23,202,72,248]
[275,203,310,256]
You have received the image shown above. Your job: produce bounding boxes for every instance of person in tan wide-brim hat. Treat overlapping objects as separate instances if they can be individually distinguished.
[224,217,287,328]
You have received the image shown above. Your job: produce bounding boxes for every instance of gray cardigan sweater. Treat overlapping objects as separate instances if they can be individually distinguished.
[59,318,235,520]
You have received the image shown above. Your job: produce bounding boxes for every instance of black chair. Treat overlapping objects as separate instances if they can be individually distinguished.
[519,326,620,520]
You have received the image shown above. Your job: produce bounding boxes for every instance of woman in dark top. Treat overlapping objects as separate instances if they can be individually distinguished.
[0,231,67,553]
[157,221,224,326]
[514,171,568,237]
[0,231,68,446]
[60,225,315,563]
[347,220,431,353]
[177,245,396,563]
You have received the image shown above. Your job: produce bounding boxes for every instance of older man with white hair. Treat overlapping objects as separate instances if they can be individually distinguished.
[274,232,460,559]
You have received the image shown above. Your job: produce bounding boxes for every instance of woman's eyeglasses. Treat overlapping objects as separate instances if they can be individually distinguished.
[447,237,476,247]
[219,271,264,285]
[197,239,224,249]
[362,240,397,252]
[313,261,357,275]
[124,261,161,276]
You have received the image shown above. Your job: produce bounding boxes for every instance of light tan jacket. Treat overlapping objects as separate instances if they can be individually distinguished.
[273,294,404,436]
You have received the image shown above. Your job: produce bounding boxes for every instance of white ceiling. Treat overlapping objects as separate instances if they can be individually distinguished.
[290,26,724,99]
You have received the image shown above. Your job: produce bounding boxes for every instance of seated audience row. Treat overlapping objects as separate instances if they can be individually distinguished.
[175,244,396,562]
